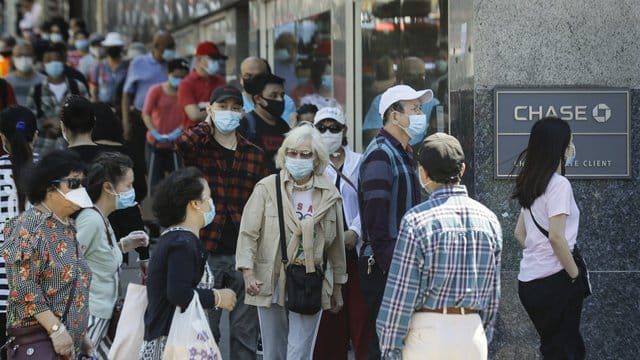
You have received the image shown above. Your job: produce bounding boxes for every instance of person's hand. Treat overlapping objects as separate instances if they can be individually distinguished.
[329,285,344,314]
[49,325,74,356]
[166,128,183,142]
[80,334,95,357]
[119,230,149,253]
[243,270,263,296]
[214,288,237,311]
[344,230,358,250]
[151,129,169,143]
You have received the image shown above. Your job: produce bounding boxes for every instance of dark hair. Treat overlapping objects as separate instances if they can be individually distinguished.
[60,95,95,134]
[86,152,133,202]
[260,58,273,74]
[168,58,190,73]
[382,101,403,125]
[26,150,86,204]
[152,167,205,227]
[49,17,70,42]
[91,102,123,143]
[297,104,318,117]
[310,59,330,89]
[512,117,572,208]
[45,41,67,57]
[243,72,284,98]
[75,29,89,39]
[0,106,38,211]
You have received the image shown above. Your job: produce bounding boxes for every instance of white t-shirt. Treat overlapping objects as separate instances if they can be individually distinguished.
[293,189,314,260]
[518,173,580,281]
[48,81,68,102]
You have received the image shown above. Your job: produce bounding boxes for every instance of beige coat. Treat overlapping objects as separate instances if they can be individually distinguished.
[236,170,347,309]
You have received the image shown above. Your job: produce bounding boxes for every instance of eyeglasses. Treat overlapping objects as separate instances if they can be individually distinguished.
[286,149,314,159]
[315,124,344,134]
[51,177,86,189]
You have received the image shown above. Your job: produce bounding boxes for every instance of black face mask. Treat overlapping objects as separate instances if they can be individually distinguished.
[260,97,284,118]
[106,46,122,59]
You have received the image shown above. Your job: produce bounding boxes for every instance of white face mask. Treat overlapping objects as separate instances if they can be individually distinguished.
[13,56,34,72]
[320,131,343,154]
[418,167,432,194]
[57,187,93,209]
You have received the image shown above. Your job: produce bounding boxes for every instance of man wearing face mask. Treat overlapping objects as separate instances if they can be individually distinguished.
[6,44,44,107]
[90,32,128,106]
[358,84,432,358]
[238,72,291,173]
[176,85,267,359]
[143,58,190,189]
[27,44,88,156]
[78,33,104,81]
[178,41,227,129]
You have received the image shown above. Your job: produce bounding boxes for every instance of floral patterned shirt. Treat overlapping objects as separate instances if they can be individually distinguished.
[1,207,92,351]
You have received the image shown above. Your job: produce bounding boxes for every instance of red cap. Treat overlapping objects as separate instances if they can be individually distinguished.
[195,41,227,59]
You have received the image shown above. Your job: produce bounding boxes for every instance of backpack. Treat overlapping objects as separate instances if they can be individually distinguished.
[33,79,80,119]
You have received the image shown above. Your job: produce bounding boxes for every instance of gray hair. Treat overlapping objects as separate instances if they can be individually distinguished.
[275,125,329,175]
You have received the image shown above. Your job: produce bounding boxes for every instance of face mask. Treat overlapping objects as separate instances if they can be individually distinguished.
[435,60,448,73]
[168,75,182,88]
[418,167,431,193]
[13,56,34,72]
[396,113,427,141]
[286,157,314,180]
[320,131,343,154]
[321,74,332,89]
[90,46,104,58]
[274,49,289,61]
[200,198,216,228]
[75,39,89,51]
[565,143,576,166]
[41,33,50,41]
[213,110,242,134]
[260,97,284,118]
[206,59,220,75]
[106,46,122,58]
[44,61,65,78]
[115,188,136,210]
[162,49,176,62]
[57,187,93,209]
[50,33,64,43]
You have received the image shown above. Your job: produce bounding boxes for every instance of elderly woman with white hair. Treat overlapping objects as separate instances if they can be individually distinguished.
[236,125,347,360]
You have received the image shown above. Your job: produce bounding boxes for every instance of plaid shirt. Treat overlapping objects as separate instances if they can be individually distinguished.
[377,185,502,359]
[176,122,268,253]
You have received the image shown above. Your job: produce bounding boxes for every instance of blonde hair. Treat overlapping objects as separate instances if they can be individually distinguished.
[275,125,329,175]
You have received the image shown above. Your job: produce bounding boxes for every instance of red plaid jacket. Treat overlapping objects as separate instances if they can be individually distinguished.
[176,122,268,253]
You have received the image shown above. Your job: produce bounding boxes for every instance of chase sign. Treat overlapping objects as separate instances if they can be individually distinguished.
[495,88,630,179]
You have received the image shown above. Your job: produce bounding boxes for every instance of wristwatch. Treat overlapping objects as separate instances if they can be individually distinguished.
[50,323,61,334]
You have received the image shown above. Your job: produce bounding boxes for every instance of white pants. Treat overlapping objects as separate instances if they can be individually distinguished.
[402,312,488,360]
[257,303,322,360]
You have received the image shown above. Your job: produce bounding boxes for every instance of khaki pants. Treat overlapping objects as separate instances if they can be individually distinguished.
[402,312,488,360]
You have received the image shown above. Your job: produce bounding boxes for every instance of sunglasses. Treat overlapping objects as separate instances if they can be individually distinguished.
[51,177,86,190]
[315,124,344,134]
[286,149,314,159]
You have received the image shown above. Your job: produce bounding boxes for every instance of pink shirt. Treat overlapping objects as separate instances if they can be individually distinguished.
[142,84,182,148]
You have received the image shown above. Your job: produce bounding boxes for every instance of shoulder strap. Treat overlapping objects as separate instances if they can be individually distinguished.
[89,207,115,246]
[528,209,549,238]
[68,78,80,95]
[275,173,288,265]
[330,163,357,192]
[0,79,7,109]
[34,84,43,119]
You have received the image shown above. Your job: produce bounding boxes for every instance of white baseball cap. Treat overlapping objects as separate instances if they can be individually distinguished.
[378,85,434,117]
[102,32,125,47]
[313,107,345,125]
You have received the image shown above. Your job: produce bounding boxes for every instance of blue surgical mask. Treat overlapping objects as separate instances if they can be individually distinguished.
[397,113,427,142]
[168,75,182,88]
[207,59,220,75]
[44,61,65,78]
[50,33,64,44]
[565,143,576,166]
[285,157,314,180]
[213,110,242,134]
[201,198,216,227]
[115,188,137,210]
[321,74,332,89]
[75,39,89,50]
[162,49,176,62]
[274,49,289,61]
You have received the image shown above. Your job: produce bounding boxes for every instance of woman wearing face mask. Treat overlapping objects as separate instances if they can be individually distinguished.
[512,117,586,359]
[1,150,94,359]
[75,152,149,359]
[140,167,237,359]
[236,125,346,360]
[89,32,128,106]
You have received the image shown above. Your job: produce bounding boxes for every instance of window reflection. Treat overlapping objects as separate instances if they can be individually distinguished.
[361,0,449,148]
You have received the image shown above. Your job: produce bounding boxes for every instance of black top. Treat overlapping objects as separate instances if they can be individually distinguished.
[144,230,215,340]
[68,144,104,164]
[239,111,290,174]
[213,139,239,255]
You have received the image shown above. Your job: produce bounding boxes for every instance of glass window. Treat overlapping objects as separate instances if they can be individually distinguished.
[360,0,449,148]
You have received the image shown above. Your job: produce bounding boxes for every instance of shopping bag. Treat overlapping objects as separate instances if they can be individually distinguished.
[162,291,222,360]
[108,283,148,360]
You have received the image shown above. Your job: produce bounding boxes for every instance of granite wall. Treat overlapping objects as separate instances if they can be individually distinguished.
[457,1,640,358]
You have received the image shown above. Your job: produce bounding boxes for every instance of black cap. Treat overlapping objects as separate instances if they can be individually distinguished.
[418,133,465,183]
[210,85,243,105]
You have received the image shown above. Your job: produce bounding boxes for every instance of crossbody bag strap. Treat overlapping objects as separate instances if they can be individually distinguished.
[528,208,549,238]
[62,241,80,324]
[330,163,357,192]
[89,206,116,247]
[275,174,288,265]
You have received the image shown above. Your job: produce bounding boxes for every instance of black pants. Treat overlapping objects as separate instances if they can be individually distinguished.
[518,270,586,360]
[0,312,6,360]
[358,256,386,360]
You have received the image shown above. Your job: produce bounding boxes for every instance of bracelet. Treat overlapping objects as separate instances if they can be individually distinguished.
[212,289,221,310]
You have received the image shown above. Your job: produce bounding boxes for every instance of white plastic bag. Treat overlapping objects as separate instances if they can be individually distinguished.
[108,283,148,360]
[162,291,222,360]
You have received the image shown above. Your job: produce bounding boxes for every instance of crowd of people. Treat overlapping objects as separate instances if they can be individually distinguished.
[0,9,588,360]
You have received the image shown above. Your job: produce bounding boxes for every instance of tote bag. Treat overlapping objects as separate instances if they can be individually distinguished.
[163,291,222,360]
[108,283,148,360]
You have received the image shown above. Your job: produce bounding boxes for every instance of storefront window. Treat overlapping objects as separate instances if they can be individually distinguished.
[360,0,448,147]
